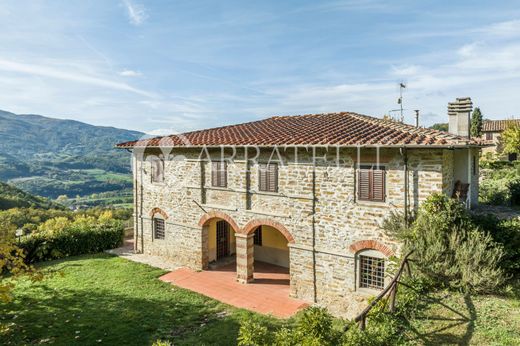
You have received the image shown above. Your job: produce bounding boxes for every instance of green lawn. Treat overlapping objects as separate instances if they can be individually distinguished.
[2,254,519,345]
[403,287,520,345]
[0,254,280,345]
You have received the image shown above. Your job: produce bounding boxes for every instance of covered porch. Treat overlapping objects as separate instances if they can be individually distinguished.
[159,261,308,318]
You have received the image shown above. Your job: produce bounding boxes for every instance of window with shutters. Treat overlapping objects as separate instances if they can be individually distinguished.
[151,158,164,183]
[358,165,386,202]
[254,226,263,246]
[153,217,165,240]
[258,163,278,193]
[211,161,227,187]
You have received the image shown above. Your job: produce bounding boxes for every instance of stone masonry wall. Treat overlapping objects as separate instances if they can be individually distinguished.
[132,146,455,318]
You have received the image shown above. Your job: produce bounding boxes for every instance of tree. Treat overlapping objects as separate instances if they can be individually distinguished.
[0,233,41,302]
[430,123,448,132]
[470,107,483,138]
[502,120,520,154]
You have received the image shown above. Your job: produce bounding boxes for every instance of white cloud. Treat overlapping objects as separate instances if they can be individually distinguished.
[122,0,148,26]
[119,69,142,77]
[0,58,155,98]
[480,19,520,38]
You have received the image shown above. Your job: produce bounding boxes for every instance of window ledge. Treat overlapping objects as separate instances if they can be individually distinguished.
[207,186,231,192]
[355,200,388,207]
[251,190,282,197]
[356,287,384,297]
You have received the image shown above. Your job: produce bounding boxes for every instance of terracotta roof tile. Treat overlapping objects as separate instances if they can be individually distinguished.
[116,112,482,148]
[482,119,520,132]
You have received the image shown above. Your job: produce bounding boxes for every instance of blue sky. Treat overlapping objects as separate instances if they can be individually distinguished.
[1,0,520,134]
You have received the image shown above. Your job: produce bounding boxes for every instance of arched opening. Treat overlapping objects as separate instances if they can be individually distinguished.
[207,218,239,268]
[243,219,293,286]
[198,212,240,272]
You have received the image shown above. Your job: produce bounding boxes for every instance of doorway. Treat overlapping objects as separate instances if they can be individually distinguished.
[216,220,230,260]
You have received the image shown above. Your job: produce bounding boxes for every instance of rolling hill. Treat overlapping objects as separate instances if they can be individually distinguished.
[0,110,144,203]
[0,181,64,210]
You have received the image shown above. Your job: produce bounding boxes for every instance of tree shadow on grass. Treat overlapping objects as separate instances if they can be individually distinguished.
[404,290,476,346]
[0,282,248,346]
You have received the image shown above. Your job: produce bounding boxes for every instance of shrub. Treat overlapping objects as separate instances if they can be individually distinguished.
[508,179,520,206]
[384,194,505,293]
[472,214,520,276]
[19,213,124,263]
[237,318,272,346]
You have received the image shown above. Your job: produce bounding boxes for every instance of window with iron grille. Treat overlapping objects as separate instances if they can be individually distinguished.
[151,158,164,183]
[485,132,493,141]
[254,226,262,246]
[211,161,227,187]
[259,163,278,192]
[153,218,165,240]
[358,165,385,202]
[359,255,385,290]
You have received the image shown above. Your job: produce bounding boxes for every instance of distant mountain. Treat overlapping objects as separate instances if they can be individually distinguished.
[0,181,64,210]
[0,109,144,200]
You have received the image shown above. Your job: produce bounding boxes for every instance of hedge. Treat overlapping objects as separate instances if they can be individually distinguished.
[19,220,124,263]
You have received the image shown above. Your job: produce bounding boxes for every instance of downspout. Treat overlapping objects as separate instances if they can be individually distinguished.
[311,153,317,303]
[133,152,138,253]
[400,147,409,225]
[467,148,472,209]
[140,161,144,253]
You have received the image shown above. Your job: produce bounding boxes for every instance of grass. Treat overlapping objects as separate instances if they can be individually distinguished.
[0,254,280,345]
[2,254,519,345]
[403,287,520,345]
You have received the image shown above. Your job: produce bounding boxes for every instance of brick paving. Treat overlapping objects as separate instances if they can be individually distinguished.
[159,261,309,318]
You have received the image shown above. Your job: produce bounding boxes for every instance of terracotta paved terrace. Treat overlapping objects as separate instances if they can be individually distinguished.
[159,261,308,318]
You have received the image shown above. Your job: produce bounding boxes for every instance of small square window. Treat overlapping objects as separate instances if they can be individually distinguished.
[151,158,165,183]
[259,163,278,192]
[154,218,165,240]
[485,132,493,141]
[359,255,385,290]
[254,227,262,246]
[211,161,227,187]
[358,165,386,202]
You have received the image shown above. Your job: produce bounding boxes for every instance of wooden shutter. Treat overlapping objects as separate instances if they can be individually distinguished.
[267,164,278,192]
[219,162,227,187]
[259,164,267,191]
[358,166,385,201]
[372,168,385,201]
[211,162,218,186]
[358,169,370,200]
[152,158,164,182]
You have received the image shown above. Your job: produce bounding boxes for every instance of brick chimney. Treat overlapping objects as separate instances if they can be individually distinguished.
[448,97,472,138]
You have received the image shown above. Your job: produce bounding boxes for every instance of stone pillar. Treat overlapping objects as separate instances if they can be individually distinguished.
[200,225,209,270]
[235,233,254,284]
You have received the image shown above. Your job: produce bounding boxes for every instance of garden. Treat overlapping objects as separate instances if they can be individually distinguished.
[1,193,519,345]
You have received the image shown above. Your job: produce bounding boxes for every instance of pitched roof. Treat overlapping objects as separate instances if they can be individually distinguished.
[482,119,520,132]
[116,112,482,148]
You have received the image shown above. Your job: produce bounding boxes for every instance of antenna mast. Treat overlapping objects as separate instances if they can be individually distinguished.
[398,83,406,122]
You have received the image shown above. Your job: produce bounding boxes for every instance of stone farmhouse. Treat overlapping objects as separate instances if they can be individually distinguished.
[480,118,520,161]
[117,104,483,317]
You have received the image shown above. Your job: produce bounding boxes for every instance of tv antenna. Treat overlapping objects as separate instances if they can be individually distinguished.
[397,82,406,122]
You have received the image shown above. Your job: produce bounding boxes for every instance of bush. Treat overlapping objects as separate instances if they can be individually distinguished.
[19,212,124,263]
[479,165,520,206]
[237,318,272,346]
[384,194,505,293]
[472,214,520,276]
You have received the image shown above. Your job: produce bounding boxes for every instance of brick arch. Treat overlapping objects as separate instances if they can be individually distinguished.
[349,240,394,257]
[242,219,295,244]
[197,211,240,233]
[149,207,169,220]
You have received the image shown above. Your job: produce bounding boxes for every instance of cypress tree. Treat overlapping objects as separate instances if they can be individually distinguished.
[470,107,483,138]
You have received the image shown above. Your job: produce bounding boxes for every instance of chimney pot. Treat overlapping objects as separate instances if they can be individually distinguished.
[448,97,472,137]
